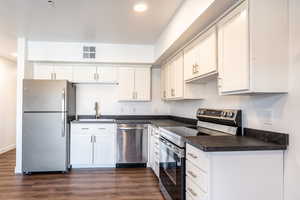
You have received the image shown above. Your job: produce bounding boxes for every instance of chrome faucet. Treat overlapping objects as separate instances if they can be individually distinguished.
[94,102,100,119]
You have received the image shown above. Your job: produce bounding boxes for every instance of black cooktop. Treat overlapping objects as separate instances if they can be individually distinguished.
[162,126,232,137]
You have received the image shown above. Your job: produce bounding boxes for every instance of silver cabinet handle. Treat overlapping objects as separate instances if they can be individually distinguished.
[90,135,93,143]
[94,73,97,81]
[98,128,106,130]
[132,92,135,99]
[187,187,197,197]
[94,135,96,143]
[187,152,198,159]
[54,73,57,80]
[135,92,138,99]
[81,128,89,130]
[61,89,65,137]
[187,170,197,178]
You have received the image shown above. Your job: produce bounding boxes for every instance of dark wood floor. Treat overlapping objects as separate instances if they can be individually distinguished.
[0,150,164,200]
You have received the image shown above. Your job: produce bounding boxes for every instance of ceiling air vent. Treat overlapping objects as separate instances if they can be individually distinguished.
[83,46,96,59]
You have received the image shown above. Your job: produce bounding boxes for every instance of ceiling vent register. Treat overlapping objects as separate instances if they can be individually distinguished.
[83,46,96,59]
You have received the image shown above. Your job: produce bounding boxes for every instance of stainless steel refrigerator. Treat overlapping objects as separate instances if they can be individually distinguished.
[22,80,76,173]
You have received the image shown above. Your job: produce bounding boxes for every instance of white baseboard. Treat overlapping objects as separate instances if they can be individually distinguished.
[0,144,16,155]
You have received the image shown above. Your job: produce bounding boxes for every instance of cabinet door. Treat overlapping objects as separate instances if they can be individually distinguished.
[167,62,175,99]
[174,54,184,98]
[97,66,117,83]
[198,29,217,76]
[33,64,54,80]
[184,44,197,81]
[71,134,93,165]
[118,68,135,100]
[218,7,250,93]
[54,66,73,81]
[165,63,172,99]
[160,65,167,99]
[135,68,151,101]
[94,130,116,166]
[73,66,97,83]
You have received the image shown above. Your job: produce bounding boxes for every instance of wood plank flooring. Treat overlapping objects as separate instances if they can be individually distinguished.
[0,150,164,200]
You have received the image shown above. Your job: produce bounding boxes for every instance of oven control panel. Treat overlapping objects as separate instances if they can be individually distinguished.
[197,108,241,122]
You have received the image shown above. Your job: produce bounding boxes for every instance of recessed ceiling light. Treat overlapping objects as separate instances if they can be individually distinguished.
[134,3,148,12]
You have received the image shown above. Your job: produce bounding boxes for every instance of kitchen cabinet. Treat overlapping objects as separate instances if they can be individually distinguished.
[118,66,151,101]
[93,126,116,166]
[33,63,73,81]
[71,123,116,168]
[53,65,73,81]
[73,66,98,83]
[185,143,284,200]
[184,26,217,82]
[148,125,160,178]
[160,65,167,99]
[73,65,118,83]
[217,0,288,95]
[70,134,93,165]
[161,53,205,101]
[33,63,54,80]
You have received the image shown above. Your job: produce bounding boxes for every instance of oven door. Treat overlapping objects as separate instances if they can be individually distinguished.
[159,137,185,200]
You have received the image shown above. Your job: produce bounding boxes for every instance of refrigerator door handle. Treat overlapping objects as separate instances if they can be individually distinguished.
[61,89,66,137]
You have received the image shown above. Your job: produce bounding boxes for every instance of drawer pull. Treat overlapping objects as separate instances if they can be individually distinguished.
[98,128,106,130]
[188,152,198,159]
[187,187,197,197]
[81,128,89,130]
[187,170,197,178]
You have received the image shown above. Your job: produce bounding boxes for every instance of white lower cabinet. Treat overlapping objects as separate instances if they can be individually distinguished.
[71,123,116,168]
[186,144,284,200]
[70,134,93,165]
[148,125,160,178]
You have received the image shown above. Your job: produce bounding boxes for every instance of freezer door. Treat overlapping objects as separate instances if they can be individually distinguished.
[23,80,68,112]
[22,113,68,172]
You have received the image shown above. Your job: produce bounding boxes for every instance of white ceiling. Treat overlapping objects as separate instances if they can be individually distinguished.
[0,0,184,60]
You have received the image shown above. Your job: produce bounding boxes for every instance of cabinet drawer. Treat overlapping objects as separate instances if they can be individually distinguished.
[186,160,208,192]
[71,124,94,135]
[186,144,209,172]
[186,177,207,200]
[94,124,116,135]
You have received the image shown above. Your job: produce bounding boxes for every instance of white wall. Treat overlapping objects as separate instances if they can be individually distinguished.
[76,68,169,115]
[0,57,16,154]
[27,41,154,64]
[154,0,215,60]
[167,0,300,199]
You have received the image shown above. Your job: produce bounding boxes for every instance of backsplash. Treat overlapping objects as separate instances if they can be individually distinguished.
[76,68,169,115]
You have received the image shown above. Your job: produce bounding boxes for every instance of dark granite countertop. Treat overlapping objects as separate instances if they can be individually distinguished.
[185,128,289,152]
[71,115,197,128]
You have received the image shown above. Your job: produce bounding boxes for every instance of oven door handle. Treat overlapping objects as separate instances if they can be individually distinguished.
[159,138,185,158]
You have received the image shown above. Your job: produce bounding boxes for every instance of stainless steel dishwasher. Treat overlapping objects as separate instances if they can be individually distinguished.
[116,123,148,167]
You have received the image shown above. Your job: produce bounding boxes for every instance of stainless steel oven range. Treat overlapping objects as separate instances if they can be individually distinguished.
[158,108,242,200]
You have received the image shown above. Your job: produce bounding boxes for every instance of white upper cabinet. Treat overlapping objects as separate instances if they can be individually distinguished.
[184,26,217,82]
[118,68,135,101]
[135,68,151,101]
[161,53,205,101]
[217,0,289,95]
[73,66,98,83]
[33,63,54,80]
[160,65,167,100]
[97,66,118,83]
[53,65,73,81]
[118,66,151,101]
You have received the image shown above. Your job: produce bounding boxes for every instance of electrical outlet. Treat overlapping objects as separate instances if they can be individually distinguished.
[259,110,273,125]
